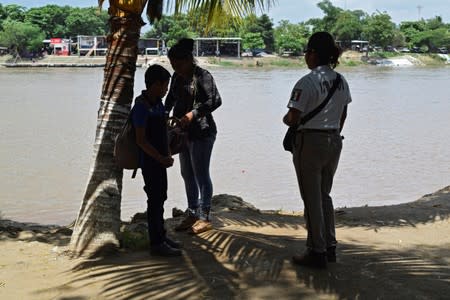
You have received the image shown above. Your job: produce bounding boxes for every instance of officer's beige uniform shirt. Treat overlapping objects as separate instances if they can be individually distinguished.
[287,65,352,130]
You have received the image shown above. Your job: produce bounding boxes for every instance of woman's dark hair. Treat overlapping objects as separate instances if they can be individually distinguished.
[307,31,342,69]
[168,38,195,60]
[145,64,171,87]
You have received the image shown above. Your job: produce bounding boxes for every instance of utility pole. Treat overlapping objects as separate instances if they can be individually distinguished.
[417,5,422,20]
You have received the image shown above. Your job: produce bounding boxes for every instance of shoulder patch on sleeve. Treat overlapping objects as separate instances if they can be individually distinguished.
[290,89,302,102]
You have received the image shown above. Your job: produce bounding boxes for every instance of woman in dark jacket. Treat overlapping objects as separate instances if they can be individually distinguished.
[165,38,222,234]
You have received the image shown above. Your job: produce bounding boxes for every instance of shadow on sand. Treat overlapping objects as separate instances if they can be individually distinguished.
[2,187,449,299]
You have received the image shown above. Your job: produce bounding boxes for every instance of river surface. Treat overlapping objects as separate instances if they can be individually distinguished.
[1,65,449,225]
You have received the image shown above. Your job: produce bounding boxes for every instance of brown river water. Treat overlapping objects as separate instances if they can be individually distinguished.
[1,65,449,225]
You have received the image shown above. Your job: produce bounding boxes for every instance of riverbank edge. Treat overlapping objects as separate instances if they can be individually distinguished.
[0,51,448,69]
[1,185,449,241]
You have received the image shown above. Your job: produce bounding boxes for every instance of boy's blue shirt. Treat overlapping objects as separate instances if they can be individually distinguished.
[131,90,169,167]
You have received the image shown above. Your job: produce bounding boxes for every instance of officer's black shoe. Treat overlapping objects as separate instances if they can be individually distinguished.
[292,250,327,269]
[327,246,336,263]
[150,242,182,257]
[165,236,183,249]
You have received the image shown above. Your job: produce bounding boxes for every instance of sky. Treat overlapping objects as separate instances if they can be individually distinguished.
[2,0,449,26]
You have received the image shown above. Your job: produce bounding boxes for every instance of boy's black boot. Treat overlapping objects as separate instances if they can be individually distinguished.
[292,250,327,269]
[327,246,336,263]
[150,242,182,257]
[165,236,183,249]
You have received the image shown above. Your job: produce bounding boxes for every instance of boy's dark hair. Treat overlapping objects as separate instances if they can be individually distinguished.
[168,38,194,60]
[145,64,171,87]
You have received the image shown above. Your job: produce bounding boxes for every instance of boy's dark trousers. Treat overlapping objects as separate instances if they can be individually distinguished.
[142,159,167,246]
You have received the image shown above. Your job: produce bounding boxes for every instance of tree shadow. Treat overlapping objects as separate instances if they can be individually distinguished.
[0,219,71,246]
[335,185,450,229]
[3,187,450,299]
[14,202,448,299]
[294,243,450,299]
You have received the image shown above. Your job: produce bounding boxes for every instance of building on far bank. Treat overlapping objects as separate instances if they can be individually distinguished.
[194,37,242,58]
[42,38,71,56]
[138,38,165,55]
[77,35,108,56]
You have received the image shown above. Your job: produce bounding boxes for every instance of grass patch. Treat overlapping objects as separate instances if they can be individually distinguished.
[218,60,238,67]
[120,230,149,250]
[268,58,302,67]
[342,60,363,67]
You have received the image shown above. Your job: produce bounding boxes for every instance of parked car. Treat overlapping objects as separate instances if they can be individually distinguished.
[411,46,425,53]
[399,47,410,53]
[385,45,398,52]
[438,47,448,54]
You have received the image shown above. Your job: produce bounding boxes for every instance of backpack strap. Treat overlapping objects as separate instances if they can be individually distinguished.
[300,73,342,125]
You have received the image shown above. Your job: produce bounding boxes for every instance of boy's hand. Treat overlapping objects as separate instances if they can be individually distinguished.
[159,155,174,168]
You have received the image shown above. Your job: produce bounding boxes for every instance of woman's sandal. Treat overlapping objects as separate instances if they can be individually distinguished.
[189,219,212,234]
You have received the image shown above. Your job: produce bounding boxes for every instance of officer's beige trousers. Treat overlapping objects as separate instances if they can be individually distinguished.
[293,130,342,253]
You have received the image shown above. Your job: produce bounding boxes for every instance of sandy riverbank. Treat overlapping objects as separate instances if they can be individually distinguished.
[1,186,449,299]
[1,51,448,69]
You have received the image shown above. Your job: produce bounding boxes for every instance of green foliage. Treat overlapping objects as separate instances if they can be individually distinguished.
[308,0,343,32]
[255,14,275,51]
[399,17,450,50]
[268,58,302,67]
[120,230,149,250]
[2,4,26,22]
[241,32,264,50]
[24,5,70,37]
[238,14,274,51]
[144,15,197,47]
[218,60,237,67]
[362,12,395,47]
[0,20,45,56]
[332,10,366,41]
[342,60,361,67]
[0,2,448,57]
[64,7,109,36]
[274,20,309,54]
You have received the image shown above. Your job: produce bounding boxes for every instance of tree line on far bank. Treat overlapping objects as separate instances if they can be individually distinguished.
[0,0,449,58]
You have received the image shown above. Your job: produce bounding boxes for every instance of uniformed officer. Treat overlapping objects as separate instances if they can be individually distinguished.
[283,31,352,269]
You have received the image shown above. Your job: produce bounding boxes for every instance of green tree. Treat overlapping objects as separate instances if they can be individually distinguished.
[185,9,240,37]
[274,20,309,55]
[332,10,366,42]
[307,0,342,32]
[69,0,275,257]
[400,20,426,45]
[24,5,69,37]
[0,20,45,56]
[0,4,6,30]
[144,14,197,46]
[65,7,109,36]
[399,17,450,50]
[2,4,26,22]
[362,12,395,47]
[238,14,274,51]
[257,14,275,52]
[242,31,264,50]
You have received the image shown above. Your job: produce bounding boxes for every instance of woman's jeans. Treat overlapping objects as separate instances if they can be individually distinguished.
[179,134,216,220]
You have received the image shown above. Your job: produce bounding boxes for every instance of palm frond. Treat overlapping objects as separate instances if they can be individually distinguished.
[158,0,274,27]
[102,0,275,28]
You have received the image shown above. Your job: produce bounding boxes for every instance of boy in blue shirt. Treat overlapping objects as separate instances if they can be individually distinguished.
[131,64,181,257]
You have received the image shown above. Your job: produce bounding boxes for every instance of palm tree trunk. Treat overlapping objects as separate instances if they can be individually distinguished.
[69,15,143,257]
